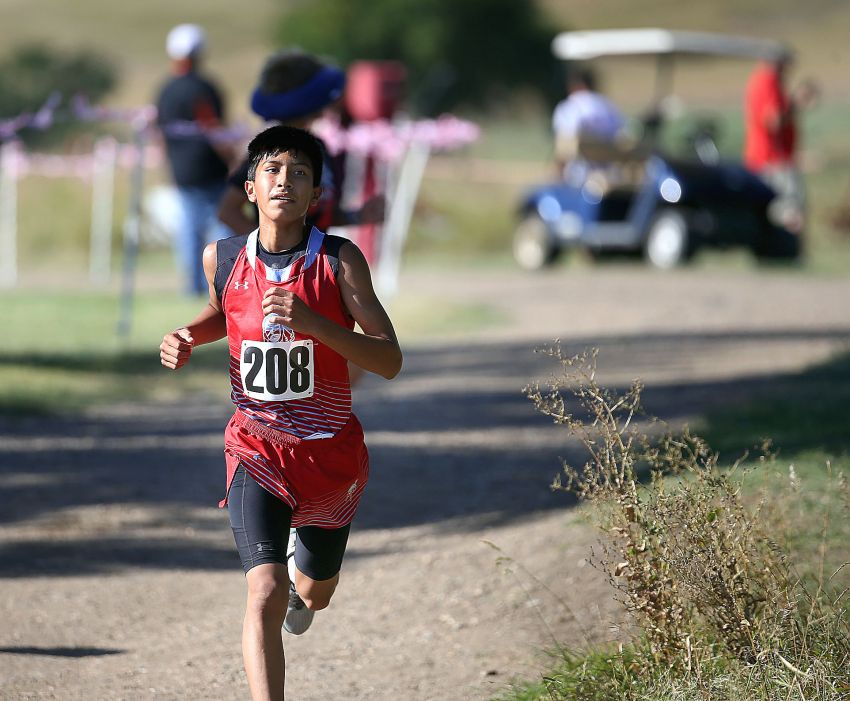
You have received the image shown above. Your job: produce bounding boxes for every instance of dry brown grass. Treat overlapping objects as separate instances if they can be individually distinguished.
[521,345,850,700]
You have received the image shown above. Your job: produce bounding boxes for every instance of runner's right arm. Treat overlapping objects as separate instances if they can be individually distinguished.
[160,243,227,370]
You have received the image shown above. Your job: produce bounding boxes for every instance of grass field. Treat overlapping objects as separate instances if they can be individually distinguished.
[701,353,850,584]
[0,285,502,416]
[0,290,228,414]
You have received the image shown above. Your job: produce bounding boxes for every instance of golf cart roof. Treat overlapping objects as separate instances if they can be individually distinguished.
[552,28,789,62]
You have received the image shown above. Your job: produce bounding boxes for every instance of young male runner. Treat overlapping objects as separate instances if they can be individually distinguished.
[160,125,402,701]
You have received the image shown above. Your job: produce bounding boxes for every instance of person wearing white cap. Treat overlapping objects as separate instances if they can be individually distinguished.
[166,23,206,61]
[156,24,234,295]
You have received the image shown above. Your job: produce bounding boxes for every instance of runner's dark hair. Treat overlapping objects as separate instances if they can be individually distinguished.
[246,125,324,186]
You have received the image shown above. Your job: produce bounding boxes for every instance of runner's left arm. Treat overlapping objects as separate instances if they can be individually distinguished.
[261,242,402,379]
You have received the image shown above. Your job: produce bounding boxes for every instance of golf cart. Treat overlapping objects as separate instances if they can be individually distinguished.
[514,29,801,270]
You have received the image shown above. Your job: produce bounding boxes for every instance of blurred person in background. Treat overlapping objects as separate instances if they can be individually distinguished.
[218,50,384,236]
[156,23,235,295]
[552,67,626,183]
[743,51,819,235]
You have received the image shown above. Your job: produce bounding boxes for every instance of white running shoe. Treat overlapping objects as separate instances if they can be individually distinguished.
[283,528,315,635]
[283,583,314,635]
[286,528,297,581]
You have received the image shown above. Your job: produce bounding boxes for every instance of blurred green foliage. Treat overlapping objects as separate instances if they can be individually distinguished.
[275,0,562,115]
[0,43,117,147]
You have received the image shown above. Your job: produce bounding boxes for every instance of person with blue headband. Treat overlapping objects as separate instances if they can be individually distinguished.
[218,50,385,236]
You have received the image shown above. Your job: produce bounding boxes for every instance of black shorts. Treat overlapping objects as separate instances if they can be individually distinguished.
[228,464,351,581]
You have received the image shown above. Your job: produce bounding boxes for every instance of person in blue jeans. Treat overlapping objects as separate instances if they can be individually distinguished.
[155,23,235,294]
[171,181,231,294]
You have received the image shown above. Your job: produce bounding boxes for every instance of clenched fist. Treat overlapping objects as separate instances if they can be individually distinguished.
[160,327,194,370]
[262,288,318,335]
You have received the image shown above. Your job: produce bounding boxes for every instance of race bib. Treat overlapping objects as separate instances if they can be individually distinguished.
[240,339,314,401]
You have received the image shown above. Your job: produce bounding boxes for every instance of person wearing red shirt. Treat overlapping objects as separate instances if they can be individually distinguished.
[160,125,402,700]
[744,53,818,234]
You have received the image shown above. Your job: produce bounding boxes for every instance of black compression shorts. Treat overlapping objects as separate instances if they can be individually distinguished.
[227,464,351,581]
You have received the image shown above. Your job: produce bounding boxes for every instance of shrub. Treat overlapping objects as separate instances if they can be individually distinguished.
[523,346,850,700]
[0,43,117,147]
[274,0,560,115]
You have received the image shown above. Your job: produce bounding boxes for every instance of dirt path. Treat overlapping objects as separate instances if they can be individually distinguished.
[2,266,849,700]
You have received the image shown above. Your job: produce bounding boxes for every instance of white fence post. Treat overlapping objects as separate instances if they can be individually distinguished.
[116,124,147,339]
[376,141,430,299]
[0,141,19,289]
[89,136,117,286]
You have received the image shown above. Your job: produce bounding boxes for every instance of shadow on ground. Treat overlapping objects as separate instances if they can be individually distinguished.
[1,328,848,577]
[0,646,124,658]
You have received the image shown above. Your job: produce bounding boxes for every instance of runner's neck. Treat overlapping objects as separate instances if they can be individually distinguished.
[258,222,308,253]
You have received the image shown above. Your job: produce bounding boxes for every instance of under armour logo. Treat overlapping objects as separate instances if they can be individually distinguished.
[234,280,250,290]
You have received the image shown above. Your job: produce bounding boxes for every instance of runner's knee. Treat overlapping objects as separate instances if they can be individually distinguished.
[301,592,331,611]
[246,566,289,617]
[298,578,338,611]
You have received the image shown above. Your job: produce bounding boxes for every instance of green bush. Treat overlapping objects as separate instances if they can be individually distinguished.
[0,43,117,147]
[275,0,560,115]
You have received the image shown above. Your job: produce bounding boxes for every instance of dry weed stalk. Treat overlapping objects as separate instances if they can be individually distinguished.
[526,346,690,662]
[525,344,850,691]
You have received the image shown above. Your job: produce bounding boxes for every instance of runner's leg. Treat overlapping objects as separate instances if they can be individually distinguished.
[294,570,340,611]
[244,564,288,700]
[292,524,351,610]
[229,465,294,700]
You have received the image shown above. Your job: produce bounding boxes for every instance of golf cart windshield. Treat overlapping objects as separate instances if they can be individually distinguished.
[552,29,788,62]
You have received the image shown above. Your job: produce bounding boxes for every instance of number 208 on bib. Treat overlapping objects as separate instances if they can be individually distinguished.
[240,339,315,401]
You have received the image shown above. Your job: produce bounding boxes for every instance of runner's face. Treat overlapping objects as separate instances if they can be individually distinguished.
[246,149,321,224]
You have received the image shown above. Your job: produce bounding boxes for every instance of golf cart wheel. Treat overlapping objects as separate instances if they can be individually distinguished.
[644,210,692,269]
[513,214,560,271]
